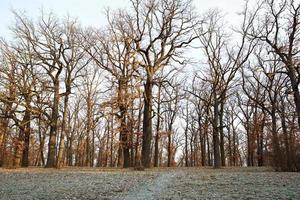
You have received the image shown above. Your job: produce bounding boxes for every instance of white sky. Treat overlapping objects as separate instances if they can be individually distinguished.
[0,0,247,38]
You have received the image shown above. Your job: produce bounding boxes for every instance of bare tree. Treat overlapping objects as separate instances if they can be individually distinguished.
[129,0,199,167]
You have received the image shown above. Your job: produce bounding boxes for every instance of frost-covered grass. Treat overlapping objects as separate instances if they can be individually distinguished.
[0,167,299,199]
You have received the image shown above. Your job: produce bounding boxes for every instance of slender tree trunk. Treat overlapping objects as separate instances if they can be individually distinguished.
[213,97,221,168]
[130,105,135,167]
[199,115,206,166]
[105,120,109,167]
[167,130,172,167]
[21,110,31,167]
[154,84,161,167]
[110,114,114,167]
[227,121,232,166]
[184,109,189,167]
[206,121,211,166]
[258,123,264,166]
[232,123,237,166]
[219,100,225,166]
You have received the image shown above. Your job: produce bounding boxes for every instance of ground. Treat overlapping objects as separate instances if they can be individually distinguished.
[0,167,299,200]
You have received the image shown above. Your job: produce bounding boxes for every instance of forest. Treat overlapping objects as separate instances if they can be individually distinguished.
[0,0,300,173]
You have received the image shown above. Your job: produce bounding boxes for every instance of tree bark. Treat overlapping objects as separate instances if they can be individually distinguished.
[154,84,161,167]
[21,109,31,167]
[46,80,60,168]
[141,76,153,168]
[213,97,221,168]
[56,90,70,168]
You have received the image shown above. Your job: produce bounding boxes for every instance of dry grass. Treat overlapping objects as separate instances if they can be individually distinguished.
[0,167,299,199]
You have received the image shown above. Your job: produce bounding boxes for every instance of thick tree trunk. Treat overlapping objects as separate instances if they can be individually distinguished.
[56,91,70,168]
[118,81,130,168]
[120,113,130,168]
[280,98,292,171]
[287,65,300,129]
[0,119,8,167]
[46,80,60,168]
[271,106,281,171]
[85,98,92,167]
[13,133,23,168]
[141,77,153,168]
[256,113,265,167]
[135,98,142,166]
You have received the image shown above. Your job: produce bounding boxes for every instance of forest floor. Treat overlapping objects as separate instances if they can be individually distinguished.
[0,167,299,200]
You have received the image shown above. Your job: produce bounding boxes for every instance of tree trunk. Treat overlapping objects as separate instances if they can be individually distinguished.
[167,130,172,167]
[154,84,161,167]
[46,80,60,168]
[0,119,8,167]
[13,131,23,168]
[199,115,206,166]
[21,109,31,167]
[213,97,221,168]
[184,110,189,167]
[232,123,237,166]
[56,91,70,168]
[135,98,142,166]
[110,114,114,167]
[287,65,300,129]
[141,77,153,168]
[271,105,281,171]
[85,97,92,167]
[219,100,225,166]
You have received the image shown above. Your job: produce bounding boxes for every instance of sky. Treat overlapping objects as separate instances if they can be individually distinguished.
[0,0,246,39]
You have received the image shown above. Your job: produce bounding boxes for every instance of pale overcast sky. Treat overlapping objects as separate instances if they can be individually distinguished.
[0,0,246,38]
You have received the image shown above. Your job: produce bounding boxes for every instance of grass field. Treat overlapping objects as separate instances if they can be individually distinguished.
[0,167,299,199]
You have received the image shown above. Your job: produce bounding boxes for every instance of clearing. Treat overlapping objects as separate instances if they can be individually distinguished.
[0,167,299,199]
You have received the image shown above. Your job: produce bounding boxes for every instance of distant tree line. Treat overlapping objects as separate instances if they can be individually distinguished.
[0,0,299,171]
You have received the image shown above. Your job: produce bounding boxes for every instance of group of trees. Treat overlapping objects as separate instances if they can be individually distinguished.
[0,0,299,171]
